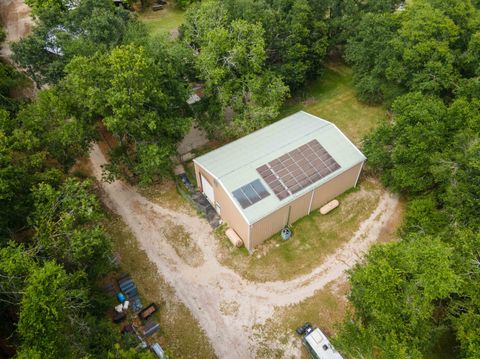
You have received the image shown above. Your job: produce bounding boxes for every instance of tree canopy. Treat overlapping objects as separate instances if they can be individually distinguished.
[337,1,480,357]
[3,0,480,357]
[64,40,192,184]
[12,0,133,86]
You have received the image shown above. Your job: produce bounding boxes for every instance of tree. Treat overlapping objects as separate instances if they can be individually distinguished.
[64,41,192,184]
[385,1,460,95]
[186,9,288,136]
[431,99,480,229]
[0,81,98,234]
[345,12,400,103]
[30,179,113,278]
[12,0,133,86]
[14,88,95,170]
[176,0,200,10]
[181,0,229,50]
[328,0,403,48]
[0,242,37,306]
[338,1,480,357]
[17,261,89,357]
[337,236,459,357]
[24,0,68,15]
[186,0,329,89]
[0,114,63,234]
[401,194,449,236]
[108,344,155,359]
[0,62,24,112]
[223,0,329,88]
[363,92,448,194]
[432,229,480,359]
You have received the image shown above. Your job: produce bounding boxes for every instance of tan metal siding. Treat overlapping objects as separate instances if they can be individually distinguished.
[310,162,363,210]
[194,163,250,248]
[250,162,364,249]
[249,192,309,248]
[250,206,289,249]
[288,192,311,224]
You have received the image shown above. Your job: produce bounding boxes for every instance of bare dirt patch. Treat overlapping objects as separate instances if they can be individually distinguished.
[163,220,204,267]
[377,196,405,243]
[0,0,33,60]
[219,300,240,316]
[70,156,94,179]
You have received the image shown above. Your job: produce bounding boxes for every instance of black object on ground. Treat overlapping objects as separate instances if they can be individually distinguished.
[177,172,220,228]
[113,311,127,324]
[178,173,195,192]
[190,191,220,228]
[125,287,138,297]
[296,322,312,335]
[152,4,164,10]
[143,319,160,336]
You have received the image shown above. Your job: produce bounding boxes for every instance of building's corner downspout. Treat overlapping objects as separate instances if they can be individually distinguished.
[307,190,315,215]
[354,161,365,187]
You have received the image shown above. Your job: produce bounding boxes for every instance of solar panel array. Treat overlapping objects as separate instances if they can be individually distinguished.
[232,179,270,209]
[256,140,341,200]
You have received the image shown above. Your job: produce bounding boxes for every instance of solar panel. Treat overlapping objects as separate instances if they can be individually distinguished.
[232,179,270,209]
[256,140,341,200]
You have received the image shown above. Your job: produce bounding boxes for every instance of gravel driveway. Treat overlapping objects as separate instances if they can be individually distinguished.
[90,143,399,358]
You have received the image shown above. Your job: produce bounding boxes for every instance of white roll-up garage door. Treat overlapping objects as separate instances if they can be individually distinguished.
[201,174,214,205]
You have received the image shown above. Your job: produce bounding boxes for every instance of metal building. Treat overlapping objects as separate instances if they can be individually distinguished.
[194,111,366,251]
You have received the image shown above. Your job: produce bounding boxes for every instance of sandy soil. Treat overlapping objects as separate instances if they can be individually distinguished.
[0,0,33,61]
[90,144,399,358]
[177,124,209,155]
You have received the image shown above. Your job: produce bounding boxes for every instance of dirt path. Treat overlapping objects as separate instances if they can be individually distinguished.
[90,144,399,358]
[0,0,33,61]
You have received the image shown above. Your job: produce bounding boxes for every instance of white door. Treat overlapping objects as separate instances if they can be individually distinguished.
[201,175,214,205]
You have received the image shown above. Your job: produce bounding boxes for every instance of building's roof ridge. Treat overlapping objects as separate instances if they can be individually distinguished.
[194,111,332,178]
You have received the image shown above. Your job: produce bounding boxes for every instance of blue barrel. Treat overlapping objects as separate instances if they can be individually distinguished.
[117,292,126,303]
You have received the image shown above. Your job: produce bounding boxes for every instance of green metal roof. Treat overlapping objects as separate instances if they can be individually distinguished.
[194,111,366,224]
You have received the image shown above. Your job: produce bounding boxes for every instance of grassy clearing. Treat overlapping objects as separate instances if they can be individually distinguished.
[215,177,388,282]
[163,220,204,267]
[281,64,386,144]
[138,2,185,37]
[253,280,350,358]
[102,211,216,359]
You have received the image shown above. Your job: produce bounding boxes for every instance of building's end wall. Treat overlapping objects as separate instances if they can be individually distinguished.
[194,162,250,248]
[250,161,364,249]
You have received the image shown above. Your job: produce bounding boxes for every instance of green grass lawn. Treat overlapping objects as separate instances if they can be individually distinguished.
[138,2,186,37]
[215,178,394,282]
[253,281,350,358]
[280,64,386,144]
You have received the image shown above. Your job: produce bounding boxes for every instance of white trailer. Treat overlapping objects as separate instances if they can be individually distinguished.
[303,328,343,359]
